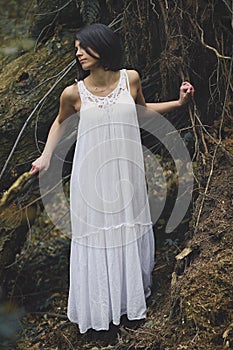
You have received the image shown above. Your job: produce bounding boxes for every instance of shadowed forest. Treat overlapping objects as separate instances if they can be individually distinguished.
[0,0,232,349]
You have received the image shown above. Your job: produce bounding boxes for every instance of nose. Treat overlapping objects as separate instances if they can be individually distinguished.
[76,47,84,58]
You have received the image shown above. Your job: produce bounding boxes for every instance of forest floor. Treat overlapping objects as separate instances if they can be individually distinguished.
[1,151,233,350]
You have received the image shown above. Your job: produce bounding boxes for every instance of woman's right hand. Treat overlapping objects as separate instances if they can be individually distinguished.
[30,155,50,177]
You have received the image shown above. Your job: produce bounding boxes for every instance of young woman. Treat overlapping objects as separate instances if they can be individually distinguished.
[30,23,194,334]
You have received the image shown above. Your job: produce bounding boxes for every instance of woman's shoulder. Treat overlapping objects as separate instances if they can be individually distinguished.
[125,69,140,84]
[59,81,82,112]
[61,81,81,102]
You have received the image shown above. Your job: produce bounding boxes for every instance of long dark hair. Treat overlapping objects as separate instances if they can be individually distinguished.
[74,23,123,80]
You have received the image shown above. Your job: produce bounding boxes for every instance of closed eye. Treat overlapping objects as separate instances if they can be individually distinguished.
[75,42,85,54]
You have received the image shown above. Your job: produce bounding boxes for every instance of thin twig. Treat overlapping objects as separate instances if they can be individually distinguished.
[0,59,76,182]
[149,0,159,18]
[189,105,200,160]
[28,311,68,319]
[194,54,233,231]
[221,0,233,15]
[194,145,218,232]
[62,333,75,349]
[194,112,233,158]
[153,264,167,271]
[34,13,59,50]
[19,173,70,211]
[196,21,231,60]
[35,0,73,16]
[218,56,233,140]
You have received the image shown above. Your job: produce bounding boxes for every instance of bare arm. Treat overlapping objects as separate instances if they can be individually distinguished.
[146,81,194,113]
[30,85,79,175]
[128,70,194,114]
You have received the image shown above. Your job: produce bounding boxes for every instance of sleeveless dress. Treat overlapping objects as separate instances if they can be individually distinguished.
[67,69,155,333]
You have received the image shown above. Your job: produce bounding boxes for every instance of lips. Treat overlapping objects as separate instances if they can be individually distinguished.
[79,59,87,64]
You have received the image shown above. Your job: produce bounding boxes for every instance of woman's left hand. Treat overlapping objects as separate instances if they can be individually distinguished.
[178,81,195,106]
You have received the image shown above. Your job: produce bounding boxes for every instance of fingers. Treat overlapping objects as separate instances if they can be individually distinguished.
[181,81,195,96]
[178,81,195,106]
[30,164,46,176]
[30,165,39,175]
[30,157,49,177]
[30,164,49,178]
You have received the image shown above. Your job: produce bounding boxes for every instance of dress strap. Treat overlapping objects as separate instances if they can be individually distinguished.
[123,69,130,91]
[77,80,88,104]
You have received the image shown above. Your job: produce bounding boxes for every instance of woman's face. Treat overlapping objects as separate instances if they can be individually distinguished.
[75,40,101,70]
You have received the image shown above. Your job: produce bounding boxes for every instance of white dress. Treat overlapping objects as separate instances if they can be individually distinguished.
[67,69,155,333]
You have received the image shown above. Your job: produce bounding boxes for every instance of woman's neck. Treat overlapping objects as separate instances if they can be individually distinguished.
[87,68,120,88]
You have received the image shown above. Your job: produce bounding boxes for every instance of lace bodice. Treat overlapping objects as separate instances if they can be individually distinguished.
[77,69,130,109]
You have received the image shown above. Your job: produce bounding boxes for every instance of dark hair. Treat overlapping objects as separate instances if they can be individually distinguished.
[74,23,123,79]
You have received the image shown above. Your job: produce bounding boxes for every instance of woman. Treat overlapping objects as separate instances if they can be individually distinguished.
[30,23,194,333]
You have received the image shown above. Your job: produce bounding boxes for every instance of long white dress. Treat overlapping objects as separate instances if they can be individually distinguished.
[67,69,155,333]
